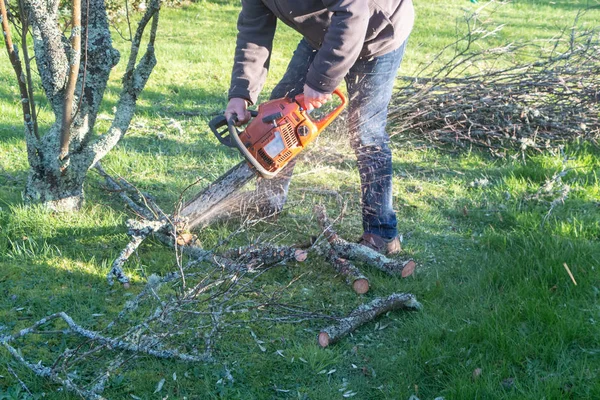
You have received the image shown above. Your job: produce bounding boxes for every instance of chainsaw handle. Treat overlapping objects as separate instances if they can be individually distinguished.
[295,88,348,132]
[209,110,258,148]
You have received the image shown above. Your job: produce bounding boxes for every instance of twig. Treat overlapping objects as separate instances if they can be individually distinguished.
[563,263,577,286]
[6,364,33,396]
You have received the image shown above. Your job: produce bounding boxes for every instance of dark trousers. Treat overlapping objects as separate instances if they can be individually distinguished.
[259,38,407,239]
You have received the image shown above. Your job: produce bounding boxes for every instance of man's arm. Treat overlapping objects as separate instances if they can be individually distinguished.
[305,0,370,95]
[228,0,277,106]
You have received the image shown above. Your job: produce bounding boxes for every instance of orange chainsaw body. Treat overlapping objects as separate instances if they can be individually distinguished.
[211,89,347,179]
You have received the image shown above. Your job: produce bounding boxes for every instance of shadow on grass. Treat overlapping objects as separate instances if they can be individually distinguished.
[0,258,122,327]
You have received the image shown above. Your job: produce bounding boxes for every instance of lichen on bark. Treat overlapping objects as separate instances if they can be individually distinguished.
[3,0,161,211]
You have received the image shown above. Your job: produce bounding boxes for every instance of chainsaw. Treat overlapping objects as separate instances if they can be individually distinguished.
[180,88,347,228]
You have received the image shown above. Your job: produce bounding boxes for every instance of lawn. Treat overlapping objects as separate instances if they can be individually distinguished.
[1,0,599,399]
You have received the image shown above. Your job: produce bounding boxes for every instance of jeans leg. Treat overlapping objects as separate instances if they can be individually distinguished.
[344,42,407,239]
[256,39,317,209]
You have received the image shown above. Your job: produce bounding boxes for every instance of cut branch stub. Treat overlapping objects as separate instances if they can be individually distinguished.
[325,249,369,294]
[318,292,422,348]
[313,204,416,278]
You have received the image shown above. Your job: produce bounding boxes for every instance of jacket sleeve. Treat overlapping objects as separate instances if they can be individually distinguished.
[228,0,277,105]
[305,0,370,94]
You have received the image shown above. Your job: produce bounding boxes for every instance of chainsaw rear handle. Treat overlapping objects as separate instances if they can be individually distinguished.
[295,88,348,132]
[209,110,276,179]
[209,110,258,148]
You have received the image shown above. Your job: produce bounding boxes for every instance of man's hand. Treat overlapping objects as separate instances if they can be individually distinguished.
[225,98,251,126]
[303,85,332,111]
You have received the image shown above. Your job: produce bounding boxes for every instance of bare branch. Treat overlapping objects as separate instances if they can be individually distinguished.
[1,0,40,156]
[59,0,82,160]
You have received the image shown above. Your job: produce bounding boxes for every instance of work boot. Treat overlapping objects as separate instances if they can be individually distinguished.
[358,233,402,255]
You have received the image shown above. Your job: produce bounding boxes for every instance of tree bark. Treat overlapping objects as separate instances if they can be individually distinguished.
[179,162,257,229]
[318,293,422,347]
[10,0,161,211]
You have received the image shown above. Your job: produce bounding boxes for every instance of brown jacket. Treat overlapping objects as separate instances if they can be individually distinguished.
[229,0,414,104]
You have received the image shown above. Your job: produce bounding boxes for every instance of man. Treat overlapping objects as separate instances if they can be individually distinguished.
[224,0,414,255]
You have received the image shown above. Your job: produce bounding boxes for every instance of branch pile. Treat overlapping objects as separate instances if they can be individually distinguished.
[2,237,420,398]
[1,168,421,398]
[389,10,600,152]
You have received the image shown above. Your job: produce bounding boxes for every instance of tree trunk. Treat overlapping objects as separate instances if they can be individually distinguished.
[4,0,161,211]
[24,172,85,211]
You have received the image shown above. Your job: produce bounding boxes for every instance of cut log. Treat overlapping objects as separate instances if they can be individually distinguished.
[222,244,308,266]
[179,162,256,229]
[331,241,416,278]
[314,205,416,277]
[325,250,369,294]
[317,293,422,348]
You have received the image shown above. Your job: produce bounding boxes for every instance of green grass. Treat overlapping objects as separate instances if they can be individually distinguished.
[1,0,600,399]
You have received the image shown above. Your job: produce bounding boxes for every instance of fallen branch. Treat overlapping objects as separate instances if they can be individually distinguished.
[1,311,211,399]
[314,205,416,277]
[318,293,422,348]
[108,218,168,286]
[95,163,162,220]
[2,339,104,400]
[2,311,211,362]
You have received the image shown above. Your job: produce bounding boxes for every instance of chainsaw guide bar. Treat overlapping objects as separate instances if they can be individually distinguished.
[181,89,347,229]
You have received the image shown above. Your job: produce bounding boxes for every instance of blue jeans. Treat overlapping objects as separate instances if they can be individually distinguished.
[259,38,407,239]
